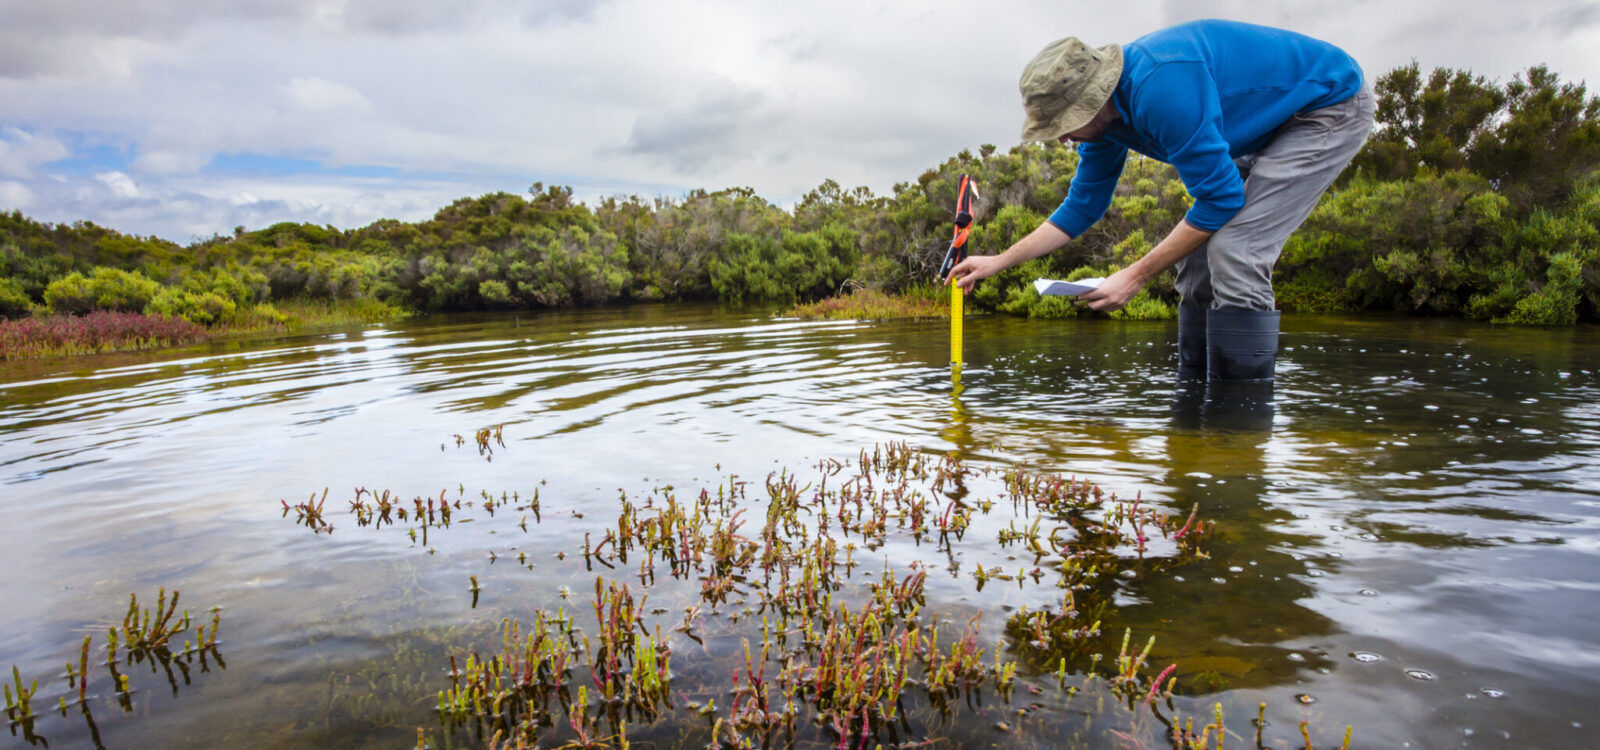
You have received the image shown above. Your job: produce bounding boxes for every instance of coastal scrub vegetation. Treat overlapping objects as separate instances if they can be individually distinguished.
[2,62,1597,350]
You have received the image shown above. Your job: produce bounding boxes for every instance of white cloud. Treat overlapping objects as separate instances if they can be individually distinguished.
[95,171,141,199]
[16,168,494,241]
[131,149,208,175]
[281,76,373,112]
[0,180,34,210]
[0,128,70,179]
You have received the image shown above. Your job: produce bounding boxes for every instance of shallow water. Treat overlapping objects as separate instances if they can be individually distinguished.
[3,305,1598,748]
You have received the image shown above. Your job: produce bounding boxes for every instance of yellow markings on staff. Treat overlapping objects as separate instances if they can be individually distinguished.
[950,280,963,366]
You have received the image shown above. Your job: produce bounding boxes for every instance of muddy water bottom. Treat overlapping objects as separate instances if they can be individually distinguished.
[2,306,1598,748]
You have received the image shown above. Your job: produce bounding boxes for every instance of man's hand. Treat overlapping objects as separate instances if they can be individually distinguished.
[946,254,1008,294]
[1080,220,1214,312]
[1079,266,1148,312]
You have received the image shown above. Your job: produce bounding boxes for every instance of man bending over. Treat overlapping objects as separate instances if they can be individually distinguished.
[948,19,1374,383]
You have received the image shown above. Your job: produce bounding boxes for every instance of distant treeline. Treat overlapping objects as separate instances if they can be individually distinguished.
[3,62,1598,326]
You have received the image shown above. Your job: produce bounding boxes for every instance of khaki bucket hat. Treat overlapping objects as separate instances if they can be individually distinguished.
[1019,37,1123,142]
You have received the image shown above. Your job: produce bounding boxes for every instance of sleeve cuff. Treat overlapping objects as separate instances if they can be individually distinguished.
[1046,207,1092,239]
[1183,201,1241,233]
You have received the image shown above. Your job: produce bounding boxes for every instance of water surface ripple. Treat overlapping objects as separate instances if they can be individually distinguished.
[2,306,1597,748]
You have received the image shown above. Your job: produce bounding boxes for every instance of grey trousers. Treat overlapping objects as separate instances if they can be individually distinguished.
[1175,86,1376,310]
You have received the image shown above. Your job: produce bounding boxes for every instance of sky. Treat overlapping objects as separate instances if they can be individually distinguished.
[2,0,1597,243]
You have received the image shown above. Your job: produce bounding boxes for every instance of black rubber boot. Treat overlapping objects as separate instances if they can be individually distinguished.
[1177,303,1208,381]
[1171,303,1209,428]
[1206,307,1280,383]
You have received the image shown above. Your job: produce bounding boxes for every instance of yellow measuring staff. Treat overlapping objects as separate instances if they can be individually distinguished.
[936,173,977,368]
[950,280,963,366]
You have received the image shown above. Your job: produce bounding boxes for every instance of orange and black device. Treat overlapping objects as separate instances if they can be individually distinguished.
[939,175,976,367]
[937,173,977,281]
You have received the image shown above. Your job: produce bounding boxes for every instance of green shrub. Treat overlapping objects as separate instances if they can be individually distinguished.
[0,277,34,318]
[1109,291,1176,320]
[710,224,857,303]
[0,242,71,301]
[478,279,513,306]
[244,302,291,327]
[1499,251,1584,324]
[1023,293,1084,319]
[1275,272,1354,313]
[517,225,632,306]
[1281,171,1504,314]
[43,268,161,315]
[148,289,238,325]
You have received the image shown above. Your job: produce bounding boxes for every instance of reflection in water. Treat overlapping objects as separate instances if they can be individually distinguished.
[1140,386,1336,693]
[941,366,972,458]
[6,591,226,750]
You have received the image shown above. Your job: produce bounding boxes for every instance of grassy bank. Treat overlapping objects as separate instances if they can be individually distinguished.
[787,286,949,320]
[0,298,406,361]
[217,297,408,335]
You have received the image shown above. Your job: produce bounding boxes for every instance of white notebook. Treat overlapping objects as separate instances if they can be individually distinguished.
[1033,277,1104,297]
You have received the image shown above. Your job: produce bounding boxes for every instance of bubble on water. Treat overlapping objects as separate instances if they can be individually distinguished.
[1173,575,1185,582]
[1405,669,1437,681]
[1286,652,1306,662]
[1212,577,1227,584]
[1295,693,1316,705]
[1463,728,1475,737]
[1119,569,1138,579]
[1308,570,1324,577]
[1359,588,1379,596]
[1330,552,1343,558]
[1424,404,1439,410]
[1359,533,1379,541]
[1480,688,1505,699]
[1350,651,1382,663]
[1228,565,1244,573]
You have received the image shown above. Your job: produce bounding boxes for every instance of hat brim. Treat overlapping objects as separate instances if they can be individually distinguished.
[1019,43,1124,143]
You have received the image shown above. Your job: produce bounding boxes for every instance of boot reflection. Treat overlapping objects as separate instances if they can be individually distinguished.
[1171,373,1207,430]
[1202,379,1276,432]
[1147,379,1334,694]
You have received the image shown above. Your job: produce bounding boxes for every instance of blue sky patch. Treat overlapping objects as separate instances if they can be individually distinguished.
[205,152,401,178]
[37,131,132,175]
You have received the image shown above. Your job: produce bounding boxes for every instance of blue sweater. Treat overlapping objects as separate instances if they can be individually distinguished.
[1046,20,1364,237]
